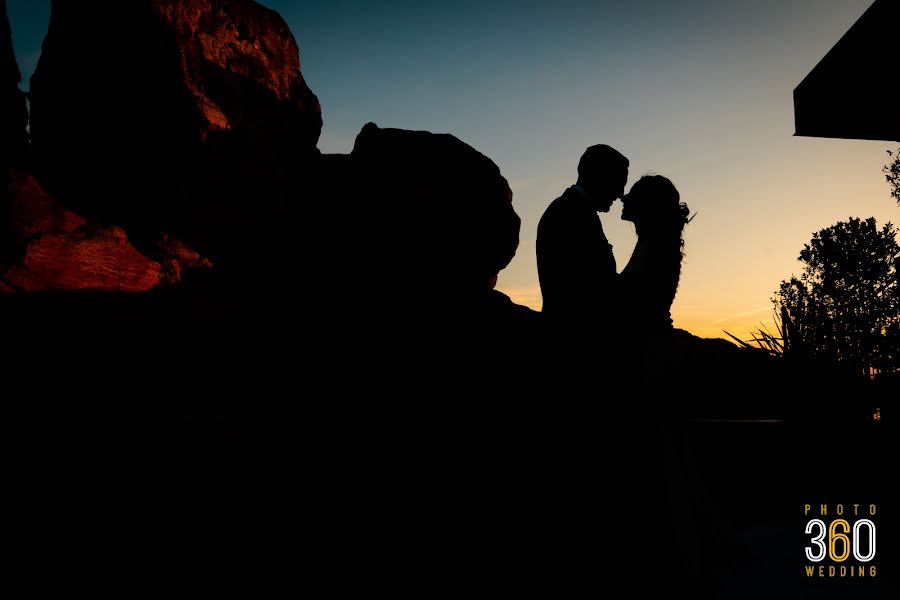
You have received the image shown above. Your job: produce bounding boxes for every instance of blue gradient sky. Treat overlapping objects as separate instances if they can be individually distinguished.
[7,0,897,338]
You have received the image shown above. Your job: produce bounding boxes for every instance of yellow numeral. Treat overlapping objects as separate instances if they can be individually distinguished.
[829,519,850,562]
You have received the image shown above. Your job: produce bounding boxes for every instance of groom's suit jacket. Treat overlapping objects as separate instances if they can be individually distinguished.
[536,185,617,321]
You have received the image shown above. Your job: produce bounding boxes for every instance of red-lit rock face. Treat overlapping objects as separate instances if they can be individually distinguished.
[146,0,321,146]
[2,172,162,292]
[2,171,213,291]
[28,0,322,266]
[149,0,320,142]
[4,1,318,293]
[4,1,523,299]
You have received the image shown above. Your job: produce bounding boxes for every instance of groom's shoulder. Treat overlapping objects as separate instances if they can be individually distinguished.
[542,187,580,217]
[541,188,589,230]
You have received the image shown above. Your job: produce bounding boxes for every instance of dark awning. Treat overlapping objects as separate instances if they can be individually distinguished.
[793,0,899,142]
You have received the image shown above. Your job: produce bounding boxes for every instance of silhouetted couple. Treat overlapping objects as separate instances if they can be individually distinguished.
[533,146,737,597]
[536,144,690,338]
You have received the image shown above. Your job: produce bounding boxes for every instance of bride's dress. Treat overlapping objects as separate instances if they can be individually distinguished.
[620,236,680,332]
[618,234,740,597]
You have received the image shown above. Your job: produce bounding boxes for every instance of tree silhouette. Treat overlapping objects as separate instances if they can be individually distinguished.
[775,217,900,377]
[886,148,900,207]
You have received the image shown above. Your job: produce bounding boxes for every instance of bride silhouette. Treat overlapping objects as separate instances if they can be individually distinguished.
[620,174,692,334]
[617,175,744,597]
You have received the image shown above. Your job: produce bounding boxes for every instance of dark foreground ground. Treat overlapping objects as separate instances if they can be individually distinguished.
[4,292,894,598]
[10,414,894,599]
[689,421,893,599]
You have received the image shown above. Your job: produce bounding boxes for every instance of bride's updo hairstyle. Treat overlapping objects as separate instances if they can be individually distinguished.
[628,175,692,257]
[628,175,690,232]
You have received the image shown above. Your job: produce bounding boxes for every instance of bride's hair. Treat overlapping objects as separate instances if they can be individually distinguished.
[630,174,692,255]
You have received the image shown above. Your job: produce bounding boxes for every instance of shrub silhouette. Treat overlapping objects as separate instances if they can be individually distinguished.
[774,217,899,377]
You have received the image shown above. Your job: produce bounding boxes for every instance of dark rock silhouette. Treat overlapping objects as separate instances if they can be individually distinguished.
[5,0,531,398]
[299,122,535,434]
[347,122,520,291]
[29,0,322,270]
[302,122,524,324]
[7,8,537,597]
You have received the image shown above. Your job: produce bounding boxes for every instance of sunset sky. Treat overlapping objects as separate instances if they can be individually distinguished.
[7,0,897,339]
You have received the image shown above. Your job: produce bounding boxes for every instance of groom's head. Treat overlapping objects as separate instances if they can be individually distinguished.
[577,144,629,212]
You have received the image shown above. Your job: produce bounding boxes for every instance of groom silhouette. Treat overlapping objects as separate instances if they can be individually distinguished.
[536,144,629,323]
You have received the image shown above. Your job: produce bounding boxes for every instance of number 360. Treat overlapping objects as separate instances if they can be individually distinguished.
[805,519,876,562]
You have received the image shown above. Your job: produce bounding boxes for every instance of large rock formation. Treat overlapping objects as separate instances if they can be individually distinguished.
[349,123,520,291]
[303,123,521,328]
[2,0,213,291]
[5,0,533,402]
[5,4,540,597]
[19,0,520,302]
[29,0,322,268]
[297,123,534,435]
[150,0,322,149]
[306,123,520,324]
